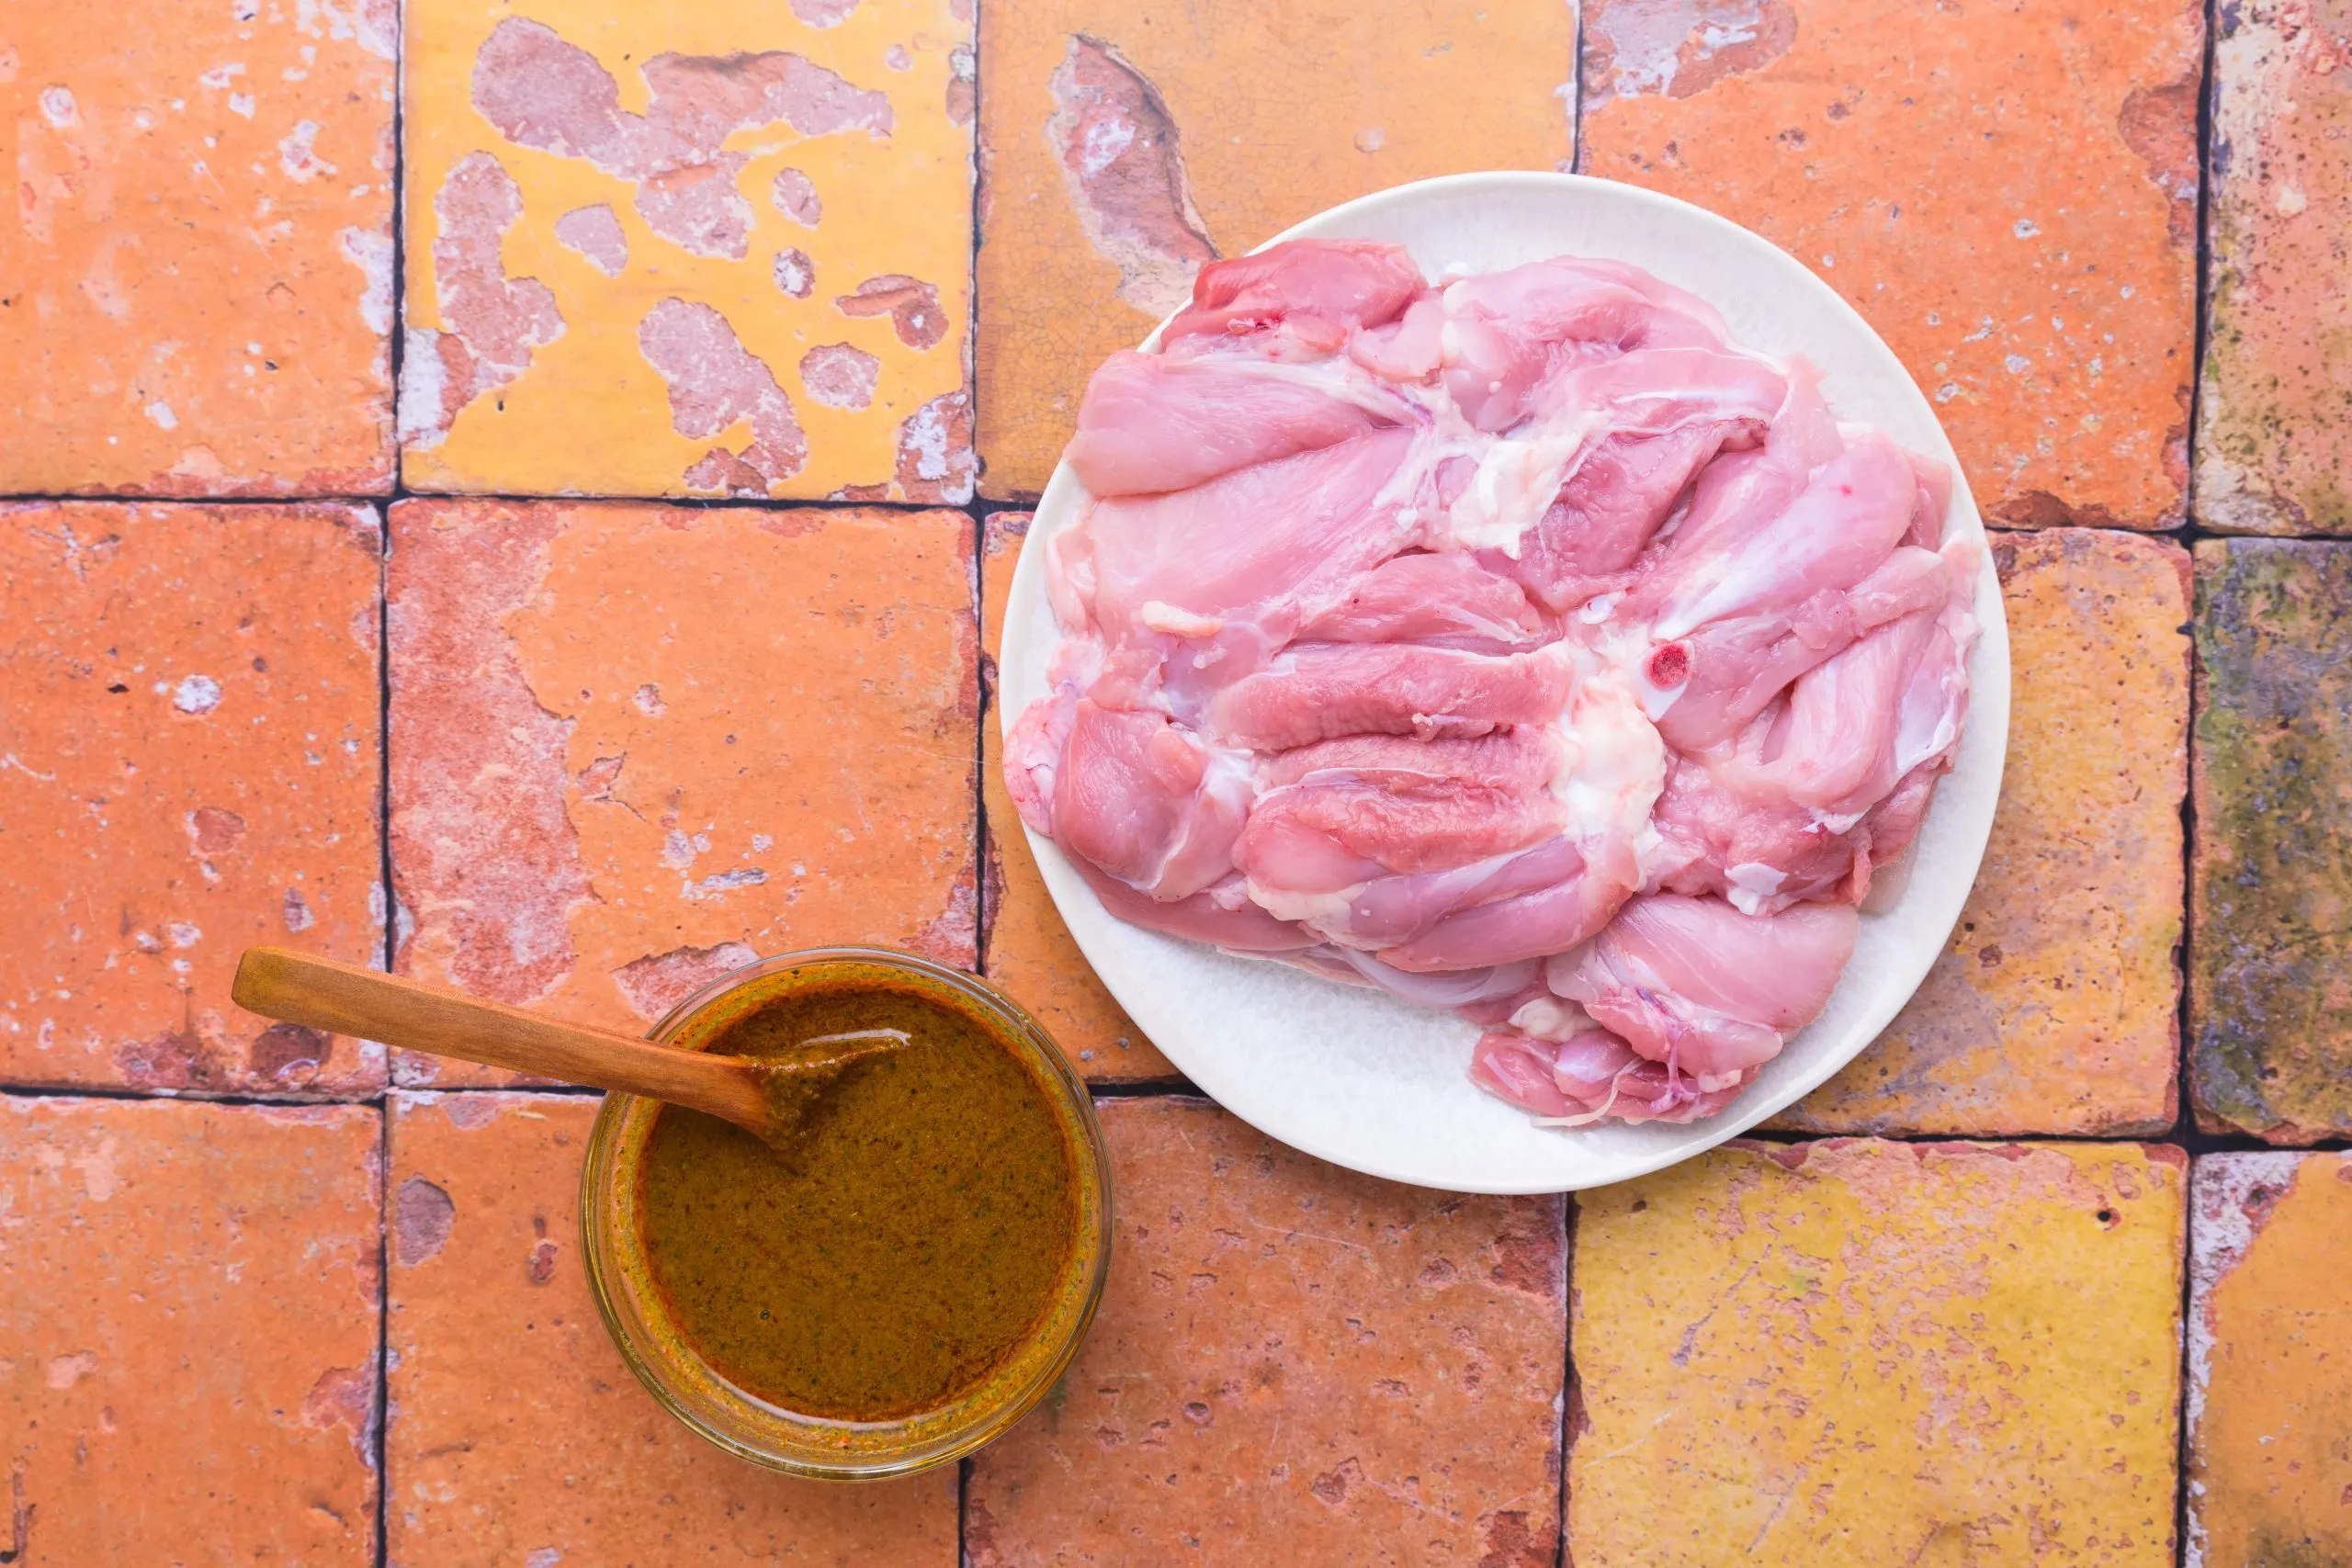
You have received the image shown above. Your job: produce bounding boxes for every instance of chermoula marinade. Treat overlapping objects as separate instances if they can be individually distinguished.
[636,976,1079,1421]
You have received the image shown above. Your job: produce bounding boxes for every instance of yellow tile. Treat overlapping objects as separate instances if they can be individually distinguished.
[401,0,973,500]
[1571,1139,2186,1567]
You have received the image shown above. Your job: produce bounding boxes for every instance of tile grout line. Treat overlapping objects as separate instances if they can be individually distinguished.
[19,490,2352,546]
[12,493,2352,550]
[1555,1192,1577,1567]
[960,19,985,1563]
[969,497,991,997]
[23,492,2352,546]
[2169,3,2225,1561]
[1568,0,1587,179]
[369,1099,392,1568]
[10,1077,2343,1153]
[373,8,408,1562]
[369,502,394,1568]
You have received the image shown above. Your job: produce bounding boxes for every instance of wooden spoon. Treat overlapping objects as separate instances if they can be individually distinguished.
[232,947,903,1147]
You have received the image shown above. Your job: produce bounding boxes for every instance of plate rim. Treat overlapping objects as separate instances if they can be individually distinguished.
[999,170,2011,1193]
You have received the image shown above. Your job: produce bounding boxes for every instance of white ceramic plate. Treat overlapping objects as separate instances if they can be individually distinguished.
[1000,172,2010,1194]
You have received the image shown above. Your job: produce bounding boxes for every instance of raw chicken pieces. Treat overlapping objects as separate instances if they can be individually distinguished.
[1006,240,1980,1128]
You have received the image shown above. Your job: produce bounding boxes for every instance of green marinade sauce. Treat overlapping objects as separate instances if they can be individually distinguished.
[636,977,1079,1422]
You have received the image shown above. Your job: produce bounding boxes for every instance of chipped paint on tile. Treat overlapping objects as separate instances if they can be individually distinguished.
[384,502,587,1026]
[1045,35,1218,317]
[610,941,763,1022]
[638,299,809,493]
[399,152,565,452]
[471,16,893,259]
[2184,1152,2304,1453]
[401,0,971,499]
[1581,0,1797,106]
[887,388,978,502]
[553,203,629,276]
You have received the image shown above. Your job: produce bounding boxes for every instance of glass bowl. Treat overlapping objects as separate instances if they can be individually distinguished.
[581,947,1113,1480]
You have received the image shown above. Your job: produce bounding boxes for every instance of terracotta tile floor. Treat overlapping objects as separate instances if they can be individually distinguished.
[4,0,2348,1561]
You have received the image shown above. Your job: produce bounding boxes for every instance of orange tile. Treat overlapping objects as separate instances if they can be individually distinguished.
[1573,1139,2186,1566]
[2199,0,2352,534]
[386,1091,957,1562]
[1778,530,2188,1134]
[966,1097,1566,1565]
[0,1098,380,1562]
[0,502,386,1095]
[400,0,974,501]
[2188,1151,2352,1568]
[1580,0,2201,530]
[975,2,1581,498]
[0,0,395,493]
[980,512,1171,1080]
[386,499,978,1086]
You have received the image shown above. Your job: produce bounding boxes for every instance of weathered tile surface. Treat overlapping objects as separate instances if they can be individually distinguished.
[0,1098,380,1562]
[2199,0,2352,535]
[1581,0,2201,530]
[966,1097,1565,1565]
[387,500,977,1086]
[2191,540,2352,1140]
[386,1091,956,1562]
[2188,1151,2352,1568]
[975,1,1582,498]
[400,0,973,501]
[981,513,1171,1079]
[0,503,385,1094]
[1573,1140,2186,1565]
[0,0,395,493]
[1780,530,2187,1134]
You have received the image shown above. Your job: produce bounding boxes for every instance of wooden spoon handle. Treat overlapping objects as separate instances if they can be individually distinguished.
[232,947,767,1133]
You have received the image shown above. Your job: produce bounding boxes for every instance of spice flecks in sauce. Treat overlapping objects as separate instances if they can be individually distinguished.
[637,976,1079,1421]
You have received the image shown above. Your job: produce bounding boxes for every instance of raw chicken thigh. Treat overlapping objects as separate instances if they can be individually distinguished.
[1006,240,1979,1127]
